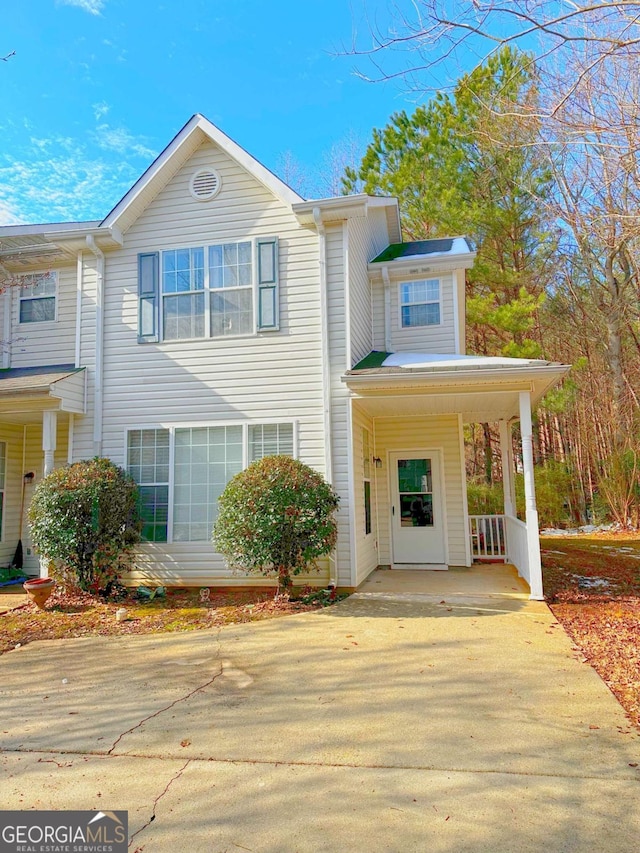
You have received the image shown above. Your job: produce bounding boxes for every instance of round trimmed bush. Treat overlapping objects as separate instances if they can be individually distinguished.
[28,457,141,592]
[212,455,339,592]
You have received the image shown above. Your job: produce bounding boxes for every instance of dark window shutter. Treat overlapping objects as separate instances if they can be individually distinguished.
[257,237,279,330]
[138,253,159,342]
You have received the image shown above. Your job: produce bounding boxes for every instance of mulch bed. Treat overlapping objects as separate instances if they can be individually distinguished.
[0,586,321,656]
[541,534,640,728]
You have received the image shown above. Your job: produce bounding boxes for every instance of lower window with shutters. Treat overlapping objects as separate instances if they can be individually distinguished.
[127,421,295,543]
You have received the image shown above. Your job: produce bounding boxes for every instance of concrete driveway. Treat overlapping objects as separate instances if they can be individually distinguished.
[1,565,639,852]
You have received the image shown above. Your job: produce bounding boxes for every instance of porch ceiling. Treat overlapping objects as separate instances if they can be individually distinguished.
[351,386,528,422]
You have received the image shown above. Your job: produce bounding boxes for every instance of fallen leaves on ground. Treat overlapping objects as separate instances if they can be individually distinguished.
[0,587,318,656]
[542,534,640,728]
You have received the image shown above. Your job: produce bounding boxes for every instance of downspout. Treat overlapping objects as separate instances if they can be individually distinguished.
[75,250,83,368]
[313,206,338,588]
[0,262,12,368]
[86,236,104,456]
[381,265,392,353]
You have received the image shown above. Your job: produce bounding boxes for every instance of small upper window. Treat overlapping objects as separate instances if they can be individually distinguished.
[400,279,440,328]
[20,272,57,323]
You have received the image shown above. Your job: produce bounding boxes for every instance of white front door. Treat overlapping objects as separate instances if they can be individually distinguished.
[391,451,446,566]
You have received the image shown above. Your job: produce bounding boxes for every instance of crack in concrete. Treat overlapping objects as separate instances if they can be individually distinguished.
[4,746,639,783]
[129,758,191,851]
[108,663,224,754]
[108,629,224,756]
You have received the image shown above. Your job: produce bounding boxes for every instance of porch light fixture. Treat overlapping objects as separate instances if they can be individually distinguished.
[373,456,382,469]
[23,472,35,483]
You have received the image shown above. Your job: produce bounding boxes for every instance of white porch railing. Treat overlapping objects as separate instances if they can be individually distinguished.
[469,515,506,560]
[504,515,530,587]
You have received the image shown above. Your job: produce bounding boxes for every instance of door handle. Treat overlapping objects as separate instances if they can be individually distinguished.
[392,505,395,516]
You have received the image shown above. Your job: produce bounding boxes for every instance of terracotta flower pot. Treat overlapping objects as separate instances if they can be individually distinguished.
[23,577,55,609]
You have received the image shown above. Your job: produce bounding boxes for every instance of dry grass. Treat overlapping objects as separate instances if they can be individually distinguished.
[541,533,640,728]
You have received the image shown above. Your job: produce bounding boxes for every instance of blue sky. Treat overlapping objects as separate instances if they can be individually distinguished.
[0,0,441,225]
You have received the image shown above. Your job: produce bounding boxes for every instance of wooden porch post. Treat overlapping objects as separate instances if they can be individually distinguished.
[519,391,544,600]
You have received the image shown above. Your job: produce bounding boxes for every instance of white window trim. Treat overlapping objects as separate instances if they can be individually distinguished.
[157,238,279,343]
[398,277,443,330]
[18,271,58,326]
[125,419,299,544]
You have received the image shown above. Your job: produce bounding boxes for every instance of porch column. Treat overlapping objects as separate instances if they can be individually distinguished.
[519,391,543,600]
[42,411,57,477]
[498,419,514,518]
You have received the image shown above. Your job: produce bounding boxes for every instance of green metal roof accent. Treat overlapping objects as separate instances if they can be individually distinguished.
[371,239,456,264]
[352,351,392,370]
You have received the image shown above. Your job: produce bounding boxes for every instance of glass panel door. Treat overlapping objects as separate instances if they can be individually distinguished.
[397,458,434,528]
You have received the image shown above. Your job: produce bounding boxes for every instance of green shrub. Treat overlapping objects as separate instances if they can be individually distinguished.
[597,448,640,529]
[515,461,573,528]
[212,455,339,592]
[466,479,504,515]
[28,458,141,592]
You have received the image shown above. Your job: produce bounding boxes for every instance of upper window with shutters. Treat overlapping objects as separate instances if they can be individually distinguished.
[138,237,279,343]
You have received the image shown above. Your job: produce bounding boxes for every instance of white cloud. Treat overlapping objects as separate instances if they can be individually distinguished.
[94,124,157,159]
[57,0,105,14]
[0,132,154,223]
[93,101,110,121]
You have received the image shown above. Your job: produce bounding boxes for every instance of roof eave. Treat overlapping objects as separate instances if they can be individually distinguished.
[342,363,569,388]
[368,251,477,274]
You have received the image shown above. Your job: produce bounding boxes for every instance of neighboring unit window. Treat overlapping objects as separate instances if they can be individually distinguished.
[19,272,56,323]
[209,243,253,337]
[173,426,243,542]
[400,279,440,328]
[363,428,372,536]
[249,422,294,461]
[0,441,5,542]
[127,429,170,542]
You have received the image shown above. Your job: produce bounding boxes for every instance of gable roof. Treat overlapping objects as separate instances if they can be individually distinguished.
[101,114,305,234]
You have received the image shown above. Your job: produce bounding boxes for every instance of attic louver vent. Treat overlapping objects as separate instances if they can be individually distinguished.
[189,168,221,201]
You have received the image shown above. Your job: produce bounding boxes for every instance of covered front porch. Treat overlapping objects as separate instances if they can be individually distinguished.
[0,365,86,574]
[343,353,569,600]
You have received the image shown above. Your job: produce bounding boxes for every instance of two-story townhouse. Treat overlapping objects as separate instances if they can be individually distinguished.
[0,115,567,598]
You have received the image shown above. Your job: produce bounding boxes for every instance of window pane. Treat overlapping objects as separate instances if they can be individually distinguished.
[249,423,294,462]
[21,273,56,298]
[362,428,370,479]
[20,297,55,323]
[173,425,243,541]
[401,303,440,328]
[211,288,253,337]
[0,442,6,490]
[127,429,170,485]
[138,485,169,542]
[163,293,205,340]
[209,242,253,291]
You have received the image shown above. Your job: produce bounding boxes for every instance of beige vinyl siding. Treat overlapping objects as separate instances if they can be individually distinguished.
[95,139,328,584]
[68,259,97,460]
[9,265,77,369]
[372,414,468,567]
[390,272,456,352]
[372,272,458,354]
[0,418,71,574]
[347,214,393,367]
[371,280,386,351]
[325,224,353,587]
[0,425,26,567]
[351,406,378,585]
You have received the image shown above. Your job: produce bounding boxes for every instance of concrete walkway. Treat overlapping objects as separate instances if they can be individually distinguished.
[1,565,639,851]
